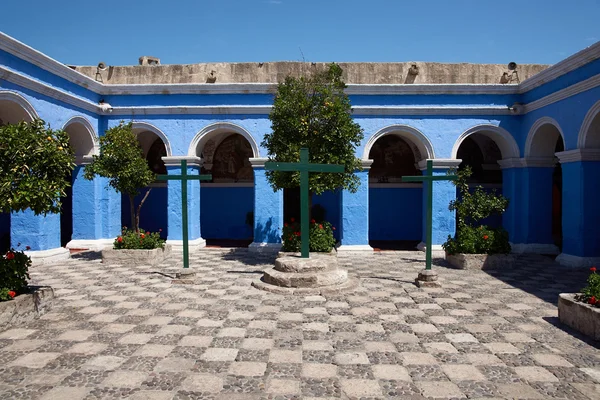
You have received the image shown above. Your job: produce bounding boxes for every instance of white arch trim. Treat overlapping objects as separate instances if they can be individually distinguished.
[131,121,172,156]
[524,116,565,158]
[188,122,260,158]
[362,124,435,161]
[62,116,99,156]
[451,124,520,159]
[0,90,39,121]
[578,100,600,149]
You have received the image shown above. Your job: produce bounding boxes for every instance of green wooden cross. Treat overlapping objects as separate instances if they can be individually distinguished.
[157,160,212,270]
[265,148,344,258]
[402,160,457,271]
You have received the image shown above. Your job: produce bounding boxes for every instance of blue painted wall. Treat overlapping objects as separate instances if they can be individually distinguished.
[121,187,168,238]
[370,187,422,240]
[201,186,254,239]
[313,190,341,241]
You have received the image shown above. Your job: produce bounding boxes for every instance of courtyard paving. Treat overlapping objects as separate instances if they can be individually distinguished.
[1,250,599,399]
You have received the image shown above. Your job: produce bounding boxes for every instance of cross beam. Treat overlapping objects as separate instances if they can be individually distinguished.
[402,160,457,271]
[265,148,344,258]
[157,160,212,269]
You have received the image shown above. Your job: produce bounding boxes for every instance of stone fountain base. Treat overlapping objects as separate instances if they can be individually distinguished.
[252,253,357,295]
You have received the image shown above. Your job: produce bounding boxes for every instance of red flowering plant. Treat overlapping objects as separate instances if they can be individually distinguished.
[0,245,31,301]
[575,267,600,308]
[281,219,336,253]
[114,227,165,250]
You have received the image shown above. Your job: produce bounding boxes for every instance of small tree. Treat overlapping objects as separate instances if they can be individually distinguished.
[442,166,511,255]
[262,63,364,195]
[84,121,154,232]
[0,119,74,215]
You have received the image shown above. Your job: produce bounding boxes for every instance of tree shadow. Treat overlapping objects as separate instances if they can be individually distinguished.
[221,247,278,266]
[481,254,589,306]
[70,251,102,261]
[542,316,600,349]
[253,218,281,244]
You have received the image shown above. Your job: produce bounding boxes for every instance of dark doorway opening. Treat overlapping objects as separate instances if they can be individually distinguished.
[552,139,564,250]
[60,174,73,247]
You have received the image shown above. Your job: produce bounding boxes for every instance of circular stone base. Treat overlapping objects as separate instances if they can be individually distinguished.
[252,278,358,295]
[253,254,356,295]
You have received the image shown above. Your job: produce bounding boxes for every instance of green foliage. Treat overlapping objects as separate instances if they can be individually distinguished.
[442,166,511,255]
[0,248,31,300]
[281,219,336,253]
[84,121,155,231]
[576,267,600,307]
[0,288,17,302]
[262,63,364,195]
[114,228,165,250]
[0,119,75,215]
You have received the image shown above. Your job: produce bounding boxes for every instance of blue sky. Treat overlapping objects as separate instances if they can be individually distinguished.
[2,0,599,66]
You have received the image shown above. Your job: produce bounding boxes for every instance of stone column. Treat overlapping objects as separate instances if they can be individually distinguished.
[498,158,523,246]
[556,150,600,267]
[249,158,283,252]
[337,160,373,252]
[417,159,462,254]
[66,156,114,251]
[512,158,559,254]
[162,156,205,252]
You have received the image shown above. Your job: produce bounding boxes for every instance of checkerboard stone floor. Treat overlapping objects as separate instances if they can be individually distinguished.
[1,250,599,400]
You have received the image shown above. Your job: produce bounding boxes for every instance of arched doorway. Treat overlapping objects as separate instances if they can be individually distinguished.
[120,125,169,237]
[0,93,37,252]
[456,134,504,228]
[525,118,565,251]
[367,130,428,250]
[198,133,255,246]
[62,118,97,248]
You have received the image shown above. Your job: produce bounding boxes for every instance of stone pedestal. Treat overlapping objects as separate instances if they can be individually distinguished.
[415,269,441,288]
[253,254,357,295]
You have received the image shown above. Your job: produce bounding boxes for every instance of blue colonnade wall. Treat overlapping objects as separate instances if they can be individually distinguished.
[1,32,600,266]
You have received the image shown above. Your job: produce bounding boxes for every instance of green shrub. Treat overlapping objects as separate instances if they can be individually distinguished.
[0,248,31,301]
[281,219,336,253]
[576,267,600,307]
[114,228,165,250]
[442,166,511,255]
[0,288,17,301]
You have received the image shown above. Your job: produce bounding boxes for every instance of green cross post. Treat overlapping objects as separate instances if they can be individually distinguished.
[157,160,212,270]
[265,148,344,258]
[402,160,457,271]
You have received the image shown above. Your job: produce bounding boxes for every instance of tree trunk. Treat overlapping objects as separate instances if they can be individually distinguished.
[136,189,152,233]
[128,194,136,232]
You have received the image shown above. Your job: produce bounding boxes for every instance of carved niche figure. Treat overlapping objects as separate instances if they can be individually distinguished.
[211,134,253,183]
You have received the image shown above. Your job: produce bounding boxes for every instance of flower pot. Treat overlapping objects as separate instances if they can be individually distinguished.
[102,245,172,266]
[558,293,600,341]
[445,253,515,270]
[0,286,54,329]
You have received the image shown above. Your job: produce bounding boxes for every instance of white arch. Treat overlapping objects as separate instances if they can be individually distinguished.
[524,116,565,158]
[62,116,99,157]
[578,100,600,149]
[0,90,39,122]
[362,124,435,161]
[451,124,520,159]
[188,122,260,158]
[131,121,172,156]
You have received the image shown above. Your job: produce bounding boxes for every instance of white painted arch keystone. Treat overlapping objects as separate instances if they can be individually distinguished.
[62,116,99,161]
[362,124,435,161]
[525,117,565,158]
[451,124,520,160]
[188,122,260,158]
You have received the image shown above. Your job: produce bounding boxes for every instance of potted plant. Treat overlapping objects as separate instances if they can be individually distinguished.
[442,166,513,269]
[558,267,600,340]
[84,122,170,264]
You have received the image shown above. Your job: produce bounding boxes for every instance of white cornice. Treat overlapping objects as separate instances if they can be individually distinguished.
[417,159,462,170]
[1,30,598,99]
[249,158,269,168]
[0,66,101,113]
[0,31,103,92]
[161,156,202,167]
[361,159,374,170]
[519,41,600,93]
[556,149,600,163]
[498,157,557,168]
[523,73,600,113]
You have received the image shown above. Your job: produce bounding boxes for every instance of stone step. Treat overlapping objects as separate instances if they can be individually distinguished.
[274,256,338,273]
[262,267,348,288]
[252,277,358,296]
